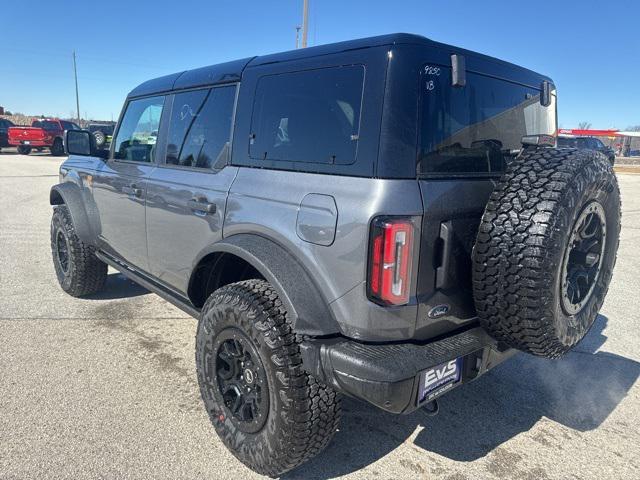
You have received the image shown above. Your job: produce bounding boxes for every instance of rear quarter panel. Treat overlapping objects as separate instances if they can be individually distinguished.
[225,168,424,340]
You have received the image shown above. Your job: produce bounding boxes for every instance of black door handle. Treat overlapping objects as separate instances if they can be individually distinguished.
[188,197,216,214]
[123,184,143,197]
[436,221,453,290]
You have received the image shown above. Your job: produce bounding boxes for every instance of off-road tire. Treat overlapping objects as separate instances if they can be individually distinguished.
[51,205,107,297]
[17,145,31,155]
[196,279,340,477]
[473,148,620,358]
[51,138,64,156]
[93,130,106,147]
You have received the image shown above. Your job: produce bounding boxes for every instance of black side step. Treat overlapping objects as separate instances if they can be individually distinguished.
[96,251,200,318]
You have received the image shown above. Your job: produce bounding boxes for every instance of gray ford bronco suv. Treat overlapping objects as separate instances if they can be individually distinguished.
[51,34,620,476]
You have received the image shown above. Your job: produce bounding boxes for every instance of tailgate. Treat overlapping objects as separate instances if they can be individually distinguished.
[414,179,495,339]
[412,57,556,340]
[9,127,46,142]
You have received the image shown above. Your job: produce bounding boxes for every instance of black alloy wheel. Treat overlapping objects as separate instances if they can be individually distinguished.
[560,201,606,315]
[213,328,268,433]
[55,228,71,274]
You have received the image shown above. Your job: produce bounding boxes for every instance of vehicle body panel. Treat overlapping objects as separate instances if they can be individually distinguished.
[225,168,424,340]
[8,126,48,146]
[146,164,238,292]
[92,160,155,272]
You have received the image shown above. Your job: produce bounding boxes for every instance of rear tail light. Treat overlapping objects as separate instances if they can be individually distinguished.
[367,217,416,305]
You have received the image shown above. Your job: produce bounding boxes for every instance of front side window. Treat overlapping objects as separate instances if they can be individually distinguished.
[113,96,165,162]
[166,85,236,169]
[249,66,364,165]
[418,68,557,176]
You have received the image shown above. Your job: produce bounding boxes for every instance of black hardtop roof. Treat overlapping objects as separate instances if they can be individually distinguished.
[128,33,552,98]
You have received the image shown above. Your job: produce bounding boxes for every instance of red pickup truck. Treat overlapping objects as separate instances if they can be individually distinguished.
[8,119,80,156]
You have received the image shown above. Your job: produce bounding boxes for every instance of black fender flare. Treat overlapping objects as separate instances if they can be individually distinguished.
[203,234,341,337]
[49,182,96,246]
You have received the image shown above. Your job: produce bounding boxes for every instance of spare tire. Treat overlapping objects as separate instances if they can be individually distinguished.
[93,130,106,147]
[472,148,620,358]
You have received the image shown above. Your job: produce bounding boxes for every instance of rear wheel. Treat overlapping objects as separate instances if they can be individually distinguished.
[51,138,64,156]
[473,148,620,358]
[196,279,340,476]
[17,145,31,155]
[51,205,108,297]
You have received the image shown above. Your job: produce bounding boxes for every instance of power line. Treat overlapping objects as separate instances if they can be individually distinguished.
[73,51,81,124]
[301,0,309,48]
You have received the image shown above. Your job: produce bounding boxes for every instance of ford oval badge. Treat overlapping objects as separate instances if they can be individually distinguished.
[428,305,450,319]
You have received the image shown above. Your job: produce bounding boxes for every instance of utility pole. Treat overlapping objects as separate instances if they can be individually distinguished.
[72,51,80,125]
[301,0,309,48]
[295,25,301,49]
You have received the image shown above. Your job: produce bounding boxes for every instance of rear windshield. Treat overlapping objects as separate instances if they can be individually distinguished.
[418,67,556,176]
[557,136,577,147]
[33,120,59,130]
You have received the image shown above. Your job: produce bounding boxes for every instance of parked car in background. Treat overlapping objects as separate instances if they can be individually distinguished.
[8,119,79,156]
[87,123,115,147]
[558,135,616,165]
[0,118,15,151]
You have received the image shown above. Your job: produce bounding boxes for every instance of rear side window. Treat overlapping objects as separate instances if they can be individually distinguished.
[113,96,165,163]
[249,66,364,165]
[418,68,557,176]
[166,85,236,170]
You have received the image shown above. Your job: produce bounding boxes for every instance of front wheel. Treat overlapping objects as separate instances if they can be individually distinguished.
[17,145,31,155]
[196,280,341,477]
[51,205,108,296]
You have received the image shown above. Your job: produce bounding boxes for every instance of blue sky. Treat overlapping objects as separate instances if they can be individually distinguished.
[1,0,638,128]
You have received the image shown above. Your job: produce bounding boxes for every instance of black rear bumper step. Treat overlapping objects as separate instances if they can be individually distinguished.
[301,327,515,414]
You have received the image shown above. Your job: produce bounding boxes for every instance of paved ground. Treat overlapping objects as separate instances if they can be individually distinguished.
[1,152,639,480]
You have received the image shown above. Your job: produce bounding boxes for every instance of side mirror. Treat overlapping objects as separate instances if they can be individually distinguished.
[65,130,108,159]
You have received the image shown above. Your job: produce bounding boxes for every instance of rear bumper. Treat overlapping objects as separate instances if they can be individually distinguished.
[9,140,49,147]
[300,327,515,414]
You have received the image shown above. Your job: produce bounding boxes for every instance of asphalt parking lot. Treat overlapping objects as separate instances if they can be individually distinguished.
[1,152,639,480]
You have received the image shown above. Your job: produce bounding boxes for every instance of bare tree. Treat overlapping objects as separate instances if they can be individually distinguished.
[625,125,640,132]
[578,121,592,130]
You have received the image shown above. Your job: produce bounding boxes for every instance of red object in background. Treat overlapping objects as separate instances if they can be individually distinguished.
[558,128,620,137]
[7,119,73,148]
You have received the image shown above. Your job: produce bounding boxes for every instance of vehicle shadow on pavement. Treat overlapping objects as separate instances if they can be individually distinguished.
[287,314,640,479]
[85,273,150,300]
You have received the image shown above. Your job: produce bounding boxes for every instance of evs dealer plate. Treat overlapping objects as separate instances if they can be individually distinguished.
[417,357,463,404]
